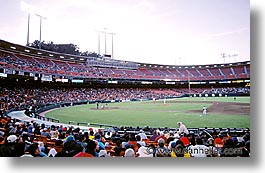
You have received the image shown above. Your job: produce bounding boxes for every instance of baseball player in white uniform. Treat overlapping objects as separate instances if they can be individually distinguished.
[202,105,207,115]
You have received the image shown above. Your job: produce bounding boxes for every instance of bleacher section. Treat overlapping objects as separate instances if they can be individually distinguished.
[0,49,250,82]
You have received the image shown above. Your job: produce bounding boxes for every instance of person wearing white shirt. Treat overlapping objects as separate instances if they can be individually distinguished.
[188,137,209,157]
[177,122,189,135]
[137,129,148,140]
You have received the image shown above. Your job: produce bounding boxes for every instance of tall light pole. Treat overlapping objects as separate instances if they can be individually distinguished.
[26,13,30,46]
[221,53,226,63]
[108,32,115,59]
[93,29,102,55]
[35,13,47,49]
[104,27,107,55]
[97,31,101,55]
[93,28,115,58]
[221,53,238,63]
[21,1,32,46]
[188,71,191,97]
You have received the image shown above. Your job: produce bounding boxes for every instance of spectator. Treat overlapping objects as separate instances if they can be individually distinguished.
[179,133,190,147]
[40,128,50,138]
[220,138,239,157]
[137,129,147,141]
[206,138,219,157]
[136,135,146,147]
[94,134,105,151]
[170,140,190,158]
[154,131,167,145]
[26,143,47,157]
[177,122,189,135]
[0,135,25,157]
[113,140,124,157]
[98,149,109,157]
[127,133,139,152]
[154,138,170,157]
[137,145,153,157]
[85,140,98,157]
[188,137,209,157]
[124,148,135,157]
[150,130,159,141]
[55,140,82,157]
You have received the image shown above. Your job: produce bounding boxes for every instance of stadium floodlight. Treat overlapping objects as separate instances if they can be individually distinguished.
[97,30,101,55]
[35,13,47,49]
[92,27,115,58]
[108,32,116,59]
[93,29,104,55]
[221,53,238,63]
[21,1,35,46]
[104,27,108,55]
[92,27,107,56]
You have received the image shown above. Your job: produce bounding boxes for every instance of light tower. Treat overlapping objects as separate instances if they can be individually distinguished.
[107,32,116,59]
[221,53,238,63]
[92,27,116,58]
[35,13,47,49]
[20,1,33,46]
[104,27,107,56]
[94,29,102,55]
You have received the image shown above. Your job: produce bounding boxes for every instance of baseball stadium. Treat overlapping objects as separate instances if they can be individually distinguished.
[0,0,250,158]
[0,39,250,157]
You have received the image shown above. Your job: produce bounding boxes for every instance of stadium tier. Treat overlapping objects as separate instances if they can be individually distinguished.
[0,39,250,83]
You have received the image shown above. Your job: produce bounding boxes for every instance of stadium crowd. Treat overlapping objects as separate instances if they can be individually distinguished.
[0,52,250,80]
[0,86,182,113]
[0,85,250,114]
[202,87,250,95]
[0,113,250,157]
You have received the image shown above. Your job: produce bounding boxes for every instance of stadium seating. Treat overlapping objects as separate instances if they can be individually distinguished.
[0,49,250,82]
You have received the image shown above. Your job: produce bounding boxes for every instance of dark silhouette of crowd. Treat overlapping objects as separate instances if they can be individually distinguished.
[0,113,250,157]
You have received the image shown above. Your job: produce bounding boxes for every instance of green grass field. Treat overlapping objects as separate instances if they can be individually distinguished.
[45,96,250,128]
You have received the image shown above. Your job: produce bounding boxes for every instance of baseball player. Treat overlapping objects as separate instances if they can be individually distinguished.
[202,105,207,115]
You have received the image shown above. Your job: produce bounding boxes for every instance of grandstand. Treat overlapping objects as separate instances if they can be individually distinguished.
[0,39,250,82]
[0,39,250,157]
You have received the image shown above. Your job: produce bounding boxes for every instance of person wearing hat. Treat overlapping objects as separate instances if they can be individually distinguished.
[177,121,189,135]
[124,148,135,157]
[0,135,25,157]
[98,149,110,157]
[202,105,207,116]
[154,138,170,157]
[41,128,50,138]
[206,138,219,157]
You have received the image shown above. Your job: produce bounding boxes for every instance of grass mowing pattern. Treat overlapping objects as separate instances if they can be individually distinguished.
[45,97,250,128]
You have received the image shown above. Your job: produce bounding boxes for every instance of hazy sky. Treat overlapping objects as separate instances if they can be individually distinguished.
[0,0,250,65]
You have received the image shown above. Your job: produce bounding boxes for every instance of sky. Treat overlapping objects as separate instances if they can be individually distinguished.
[0,0,250,65]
